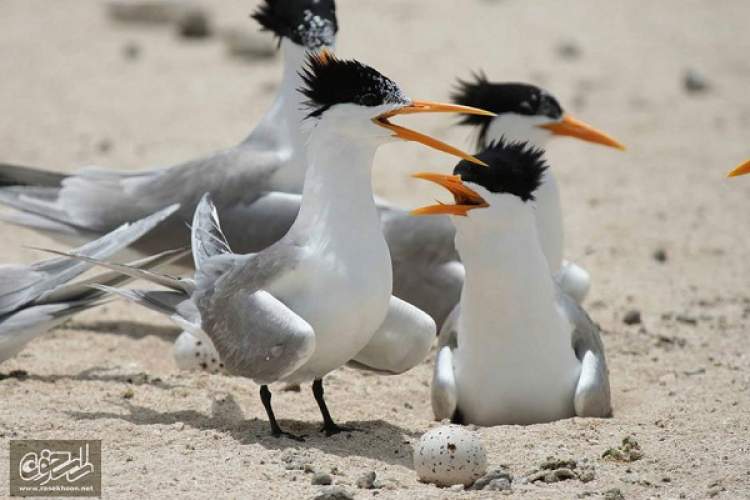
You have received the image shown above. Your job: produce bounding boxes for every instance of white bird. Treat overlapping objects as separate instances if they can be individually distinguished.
[57,53,493,439]
[0,205,180,365]
[412,140,611,426]
[450,74,625,303]
[0,0,338,256]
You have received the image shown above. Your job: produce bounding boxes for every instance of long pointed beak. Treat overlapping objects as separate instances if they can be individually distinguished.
[375,101,495,166]
[539,114,625,150]
[410,172,488,216]
[728,159,750,178]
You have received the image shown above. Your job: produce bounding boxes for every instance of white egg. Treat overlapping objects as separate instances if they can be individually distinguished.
[173,331,223,373]
[414,425,487,486]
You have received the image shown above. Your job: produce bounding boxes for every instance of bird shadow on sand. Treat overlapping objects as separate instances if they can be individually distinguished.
[14,366,182,390]
[64,320,181,341]
[66,393,419,468]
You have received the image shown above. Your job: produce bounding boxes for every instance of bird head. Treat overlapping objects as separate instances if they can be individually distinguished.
[411,139,548,228]
[452,73,624,151]
[252,0,338,51]
[299,53,495,164]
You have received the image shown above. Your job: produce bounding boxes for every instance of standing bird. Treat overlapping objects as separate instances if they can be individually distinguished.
[0,205,179,365]
[412,140,611,426]
[728,159,750,177]
[0,0,338,256]
[451,74,625,303]
[58,54,493,439]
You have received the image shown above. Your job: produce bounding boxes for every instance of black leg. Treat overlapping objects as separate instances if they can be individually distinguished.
[260,385,304,441]
[312,378,357,436]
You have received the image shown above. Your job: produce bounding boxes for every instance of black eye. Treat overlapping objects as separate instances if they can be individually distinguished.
[359,92,381,106]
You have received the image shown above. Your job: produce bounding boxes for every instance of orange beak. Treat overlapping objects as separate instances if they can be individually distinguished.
[375,100,496,166]
[728,159,750,178]
[410,172,488,216]
[538,114,625,150]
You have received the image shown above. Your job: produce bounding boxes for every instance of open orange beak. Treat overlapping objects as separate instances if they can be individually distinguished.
[410,172,488,216]
[374,100,495,166]
[538,114,625,150]
[728,159,750,178]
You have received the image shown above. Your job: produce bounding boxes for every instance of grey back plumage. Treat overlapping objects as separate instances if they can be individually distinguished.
[0,204,178,315]
[0,207,180,363]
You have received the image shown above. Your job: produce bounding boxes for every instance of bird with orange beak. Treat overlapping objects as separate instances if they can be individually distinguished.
[412,139,612,426]
[65,53,494,440]
[451,74,625,303]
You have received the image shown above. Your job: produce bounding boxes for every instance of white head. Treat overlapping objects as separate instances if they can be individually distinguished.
[452,73,625,151]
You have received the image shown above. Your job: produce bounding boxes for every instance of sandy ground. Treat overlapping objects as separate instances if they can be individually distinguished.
[1,0,750,498]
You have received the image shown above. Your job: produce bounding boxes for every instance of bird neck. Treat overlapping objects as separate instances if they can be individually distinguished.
[243,40,310,191]
[290,128,381,244]
[455,201,562,348]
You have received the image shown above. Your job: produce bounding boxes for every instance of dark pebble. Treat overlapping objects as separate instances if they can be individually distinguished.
[623,310,642,325]
[684,68,710,93]
[177,9,211,39]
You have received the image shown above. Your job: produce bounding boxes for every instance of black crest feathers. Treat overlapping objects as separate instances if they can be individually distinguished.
[452,72,564,146]
[299,53,408,118]
[453,139,548,202]
[251,0,338,49]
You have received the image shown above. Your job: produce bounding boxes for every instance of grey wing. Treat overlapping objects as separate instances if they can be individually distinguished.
[0,302,98,364]
[437,302,461,350]
[200,289,315,384]
[382,209,463,329]
[431,345,458,421]
[556,285,612,418]
[0,146,282,253]
[220,191,301,255]
[195,241,314,384]
[349,295,435,374]
[0,204,178,315]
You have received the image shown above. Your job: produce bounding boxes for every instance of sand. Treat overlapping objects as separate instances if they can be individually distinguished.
[1,0,749,498]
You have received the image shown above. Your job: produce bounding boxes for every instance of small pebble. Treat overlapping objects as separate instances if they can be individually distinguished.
[604,488,625,500]
[623,310,642,325]
[683,68,710,93]
[653,249,668,263]
[221,27,277,61]
[122,388,135,399]
[122,42,141,60]
[312,472,333,486]
[556,40,582,60]
[469,468,513,490]
[106,0,199,24]
[177,9,211,39]
[356,471,377,489]
[313,486,354,500]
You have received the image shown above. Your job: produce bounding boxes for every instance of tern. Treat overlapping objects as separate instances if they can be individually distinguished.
[0,0,338,255]
[452,73,625,302]
[384,75,627,332]
[57,54,493,439]
[0,205,179,365]
[728,159,750,177]
[412,140,611,425]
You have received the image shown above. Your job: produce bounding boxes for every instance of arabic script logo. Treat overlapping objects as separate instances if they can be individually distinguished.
[18,444,94,486]
[10,440,101,497]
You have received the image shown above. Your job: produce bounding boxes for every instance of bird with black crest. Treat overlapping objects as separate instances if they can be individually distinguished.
[54,53,494,439]
[412,140,612,426]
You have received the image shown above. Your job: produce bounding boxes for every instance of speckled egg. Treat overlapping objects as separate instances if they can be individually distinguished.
[414,425,487,486]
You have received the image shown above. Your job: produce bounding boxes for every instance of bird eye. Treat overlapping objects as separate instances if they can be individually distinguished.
[359,92,381,107]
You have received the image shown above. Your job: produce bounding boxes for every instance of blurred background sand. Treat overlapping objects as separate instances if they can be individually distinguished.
[1,1,749,498]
